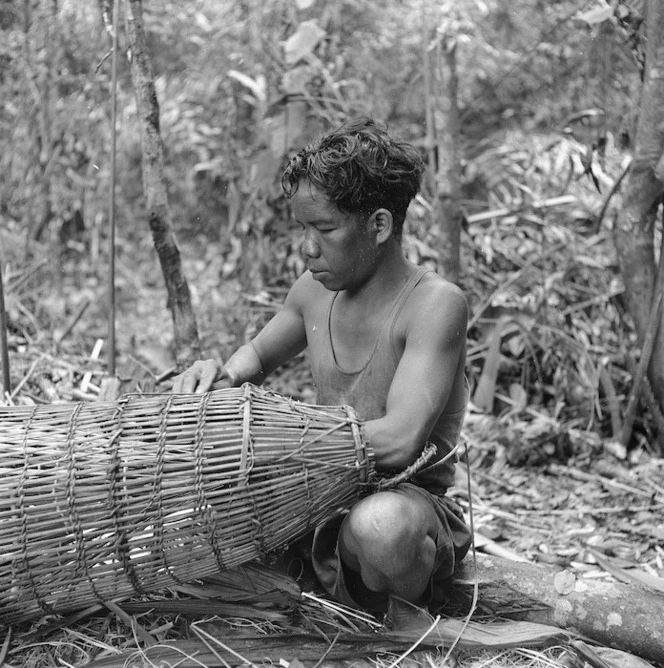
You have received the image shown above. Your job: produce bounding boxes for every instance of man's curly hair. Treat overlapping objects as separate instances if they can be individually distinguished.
[281,117,424,239]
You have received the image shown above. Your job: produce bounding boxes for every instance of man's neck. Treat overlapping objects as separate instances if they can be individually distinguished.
[342,245,414,303]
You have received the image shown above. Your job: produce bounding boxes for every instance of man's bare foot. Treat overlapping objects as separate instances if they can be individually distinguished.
[385,596,433,632]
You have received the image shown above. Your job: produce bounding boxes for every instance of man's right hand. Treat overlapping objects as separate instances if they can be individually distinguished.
[172,359,224,394]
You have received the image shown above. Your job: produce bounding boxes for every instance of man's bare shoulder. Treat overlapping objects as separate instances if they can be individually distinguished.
[416,271,467,313]
[285,270,328,308]
[400,271,468,337]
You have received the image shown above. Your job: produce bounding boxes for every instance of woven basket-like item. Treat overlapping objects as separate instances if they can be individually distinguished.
[0,383,372,624]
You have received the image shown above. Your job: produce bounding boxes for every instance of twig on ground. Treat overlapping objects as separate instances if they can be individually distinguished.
[472,469,540,499]
[474,533,531,563]
[646,477,664,498]
[190,621,256,668]
[301,591,382,631]
[311,630,341,668]
[547,463,663,503]
[103,601,156,648]
[0,625,11,665]
[55,299,91,345]
[456,493,550,533]
[8,354,41,400]
[385,614,442,668]
[515,502,664,516]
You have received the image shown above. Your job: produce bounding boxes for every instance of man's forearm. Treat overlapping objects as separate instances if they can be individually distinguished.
[362,417,428,471]
[223,343,266,386]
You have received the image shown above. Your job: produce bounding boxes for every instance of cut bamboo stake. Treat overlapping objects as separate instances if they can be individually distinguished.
[107,0,120,378]
[0,257,10,397]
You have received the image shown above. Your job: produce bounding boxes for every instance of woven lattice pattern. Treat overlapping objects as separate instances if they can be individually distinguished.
[0,384,372,623]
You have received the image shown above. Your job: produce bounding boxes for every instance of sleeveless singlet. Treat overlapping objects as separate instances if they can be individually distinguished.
[308,267,467,494]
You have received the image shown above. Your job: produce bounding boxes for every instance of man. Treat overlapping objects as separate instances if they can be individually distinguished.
[173,117,471,629]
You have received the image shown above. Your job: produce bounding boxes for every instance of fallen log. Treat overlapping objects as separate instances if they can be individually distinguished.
[453,554,664,664]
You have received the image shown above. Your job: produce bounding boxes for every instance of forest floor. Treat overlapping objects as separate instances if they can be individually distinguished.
[2,238,664,668]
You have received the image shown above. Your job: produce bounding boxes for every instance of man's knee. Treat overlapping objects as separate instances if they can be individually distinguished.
[339,491,438,597]
[341,491,437,565]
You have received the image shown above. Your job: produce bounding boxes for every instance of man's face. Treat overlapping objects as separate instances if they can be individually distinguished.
[291,181,376,292]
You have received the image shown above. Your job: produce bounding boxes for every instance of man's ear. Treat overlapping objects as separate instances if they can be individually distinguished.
[371,208,393,244]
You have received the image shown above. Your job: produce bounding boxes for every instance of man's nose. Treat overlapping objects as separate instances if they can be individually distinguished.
[301,231,321,258]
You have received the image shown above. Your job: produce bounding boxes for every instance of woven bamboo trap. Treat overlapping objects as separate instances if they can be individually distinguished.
[0,383,373,624]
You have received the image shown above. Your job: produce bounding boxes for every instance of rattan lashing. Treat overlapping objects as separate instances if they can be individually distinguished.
[0,383,373,624]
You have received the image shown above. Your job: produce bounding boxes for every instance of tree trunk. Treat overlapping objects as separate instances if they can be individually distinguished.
[612,0,664,417]
[125,0,200,368]
[432,34,463,284]
[454,554,664,664]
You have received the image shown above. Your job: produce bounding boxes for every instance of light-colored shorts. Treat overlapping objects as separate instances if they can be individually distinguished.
[307,483,472,613]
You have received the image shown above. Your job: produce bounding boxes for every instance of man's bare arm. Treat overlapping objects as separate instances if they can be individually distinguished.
[172,276,309,393]
[362,280,468,470]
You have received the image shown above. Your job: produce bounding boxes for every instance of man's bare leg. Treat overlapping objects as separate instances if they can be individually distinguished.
[339,491,439,630]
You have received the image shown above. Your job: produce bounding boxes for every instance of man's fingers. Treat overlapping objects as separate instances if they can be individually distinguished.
[172,370,201,393]
[171,360,221,394]
[172,373,192,393]
[195,361,221,393]
[212,378,232,390]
